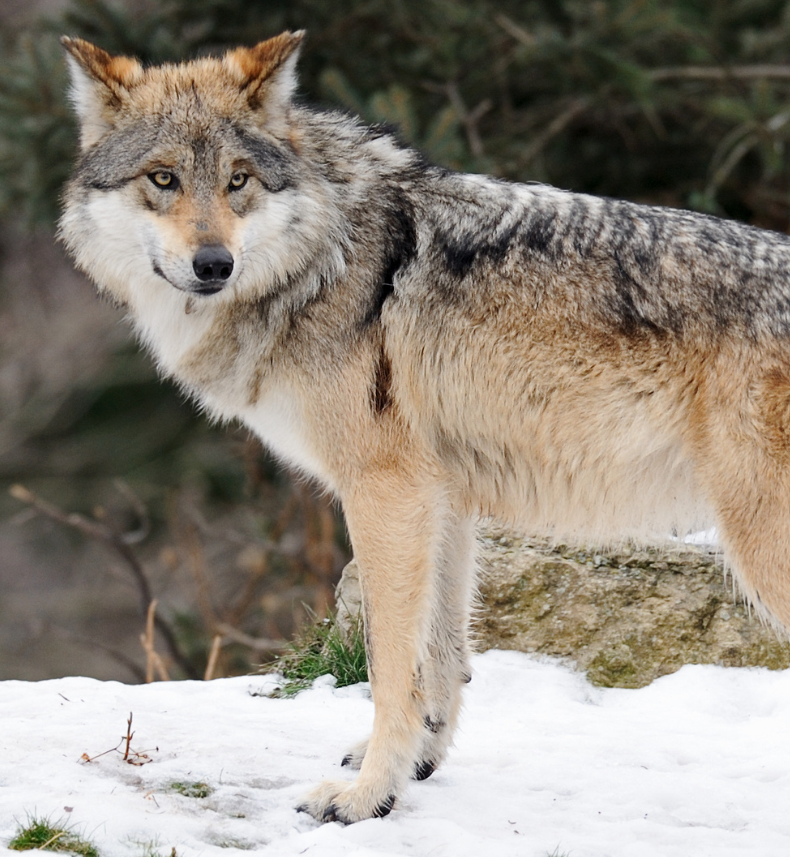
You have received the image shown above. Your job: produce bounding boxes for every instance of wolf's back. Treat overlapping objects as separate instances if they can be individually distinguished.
[403,172,790,342]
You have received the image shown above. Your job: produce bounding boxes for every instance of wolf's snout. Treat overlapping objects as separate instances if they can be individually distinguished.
[193,245,234,282]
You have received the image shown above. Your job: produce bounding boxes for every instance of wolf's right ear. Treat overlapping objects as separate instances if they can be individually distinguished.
[61,37,144,149]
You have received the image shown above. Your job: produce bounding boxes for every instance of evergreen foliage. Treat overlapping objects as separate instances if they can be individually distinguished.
[4,0,790,227]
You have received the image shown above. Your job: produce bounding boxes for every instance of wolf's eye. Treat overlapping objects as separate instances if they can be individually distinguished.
[149,171,179,190]
[229,173,248,191]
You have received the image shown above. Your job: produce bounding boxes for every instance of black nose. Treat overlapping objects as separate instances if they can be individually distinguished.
[193,245,234,282]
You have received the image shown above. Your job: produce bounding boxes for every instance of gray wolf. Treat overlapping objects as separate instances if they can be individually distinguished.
[60,31,790,823]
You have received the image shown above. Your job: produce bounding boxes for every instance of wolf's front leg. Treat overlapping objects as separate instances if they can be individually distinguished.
[297,471,443,823]
[340,512,478,780]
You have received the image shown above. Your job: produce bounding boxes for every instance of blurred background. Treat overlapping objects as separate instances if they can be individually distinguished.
[3,0,790,682]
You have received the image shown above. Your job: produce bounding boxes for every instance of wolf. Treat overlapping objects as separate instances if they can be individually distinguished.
[60,30,790,822]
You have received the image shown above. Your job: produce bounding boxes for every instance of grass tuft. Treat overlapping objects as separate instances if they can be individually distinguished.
[212,839,252,850]
[128,836,177,857]
[267,610,367,697]
[9,815,99,857]
[169,781,211,799]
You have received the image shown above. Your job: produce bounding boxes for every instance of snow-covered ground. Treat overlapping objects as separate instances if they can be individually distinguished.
[1,650,789,857]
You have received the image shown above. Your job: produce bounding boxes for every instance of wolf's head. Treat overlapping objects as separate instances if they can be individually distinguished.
[59,32,343,312]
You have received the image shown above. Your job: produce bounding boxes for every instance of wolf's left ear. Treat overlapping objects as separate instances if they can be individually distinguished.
[223,31,305,132]
[61,37,144,149]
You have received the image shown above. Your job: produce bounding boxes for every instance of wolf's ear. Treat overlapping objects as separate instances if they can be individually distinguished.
[61,37,144,149]
[223,31,305,132]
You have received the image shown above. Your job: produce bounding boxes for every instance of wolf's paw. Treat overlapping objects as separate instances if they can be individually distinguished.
[296,779,396,824]
[341,742,435,781]
[413,758,437,780]
[418,719,455,777]
[340,738,368,770]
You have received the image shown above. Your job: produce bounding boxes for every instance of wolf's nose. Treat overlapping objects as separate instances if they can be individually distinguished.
[193,245,234,282]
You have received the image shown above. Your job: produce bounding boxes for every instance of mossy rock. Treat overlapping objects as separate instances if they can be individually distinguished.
[476,528,790,687]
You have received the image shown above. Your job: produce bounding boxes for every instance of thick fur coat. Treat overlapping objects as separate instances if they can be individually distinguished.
[60,32,790,822]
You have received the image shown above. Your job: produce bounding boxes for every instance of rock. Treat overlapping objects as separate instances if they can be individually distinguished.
[334,526,790,688]
[476,527,790,687]
[334,557,362,640]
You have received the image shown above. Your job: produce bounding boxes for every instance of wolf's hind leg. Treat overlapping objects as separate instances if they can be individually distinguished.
[297,470,444,823]
[707,461,790,630]
[414,513,477,779]
[697,367,790,630]
[339,737,368,771]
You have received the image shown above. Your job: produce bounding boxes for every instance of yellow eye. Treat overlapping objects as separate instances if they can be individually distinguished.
[229,172,248,190]
[149,171,178,189]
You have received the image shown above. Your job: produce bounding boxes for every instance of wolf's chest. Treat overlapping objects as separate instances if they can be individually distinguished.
[241,388,331,486]
[139,304,329,484]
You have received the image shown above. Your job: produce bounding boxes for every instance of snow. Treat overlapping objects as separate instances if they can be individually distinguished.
[1,650,789,857]
[682,528,719,545]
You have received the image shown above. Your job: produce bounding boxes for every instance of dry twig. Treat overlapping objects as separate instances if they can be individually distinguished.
[123,712,134,761]
[203,634,222,680]
[80,711,156,765]
[139,600,170,682]
[494,13,536,46]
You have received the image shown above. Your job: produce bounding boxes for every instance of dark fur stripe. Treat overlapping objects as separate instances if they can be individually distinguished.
[77,123,161,190]
[231,126,295,192]
[371,347,393,416]
[361,192,417,327]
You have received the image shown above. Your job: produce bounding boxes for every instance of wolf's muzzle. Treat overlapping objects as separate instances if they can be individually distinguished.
[192,244,234,293]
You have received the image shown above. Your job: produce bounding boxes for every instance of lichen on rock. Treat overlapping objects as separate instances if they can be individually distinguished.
[475,527,790,687]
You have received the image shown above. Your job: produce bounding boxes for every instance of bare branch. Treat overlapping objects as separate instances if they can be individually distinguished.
[225,484,301,626]
[515,98,590,168]
[650,65,790,82]
[9,483,198,679]
[51,625,146,682]
[177,515,220,632]
[10,483,154,607]
[215,622,288,652]
[227,546,271,627]
[494,15,790,86]
[444,82,492,159]
[495,13,536,46]
[114,479,151,545]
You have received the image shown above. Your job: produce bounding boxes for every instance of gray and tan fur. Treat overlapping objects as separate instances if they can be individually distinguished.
[60,31,790,823]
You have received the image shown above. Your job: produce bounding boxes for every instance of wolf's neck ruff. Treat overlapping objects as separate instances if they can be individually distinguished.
[60,32,790,825]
